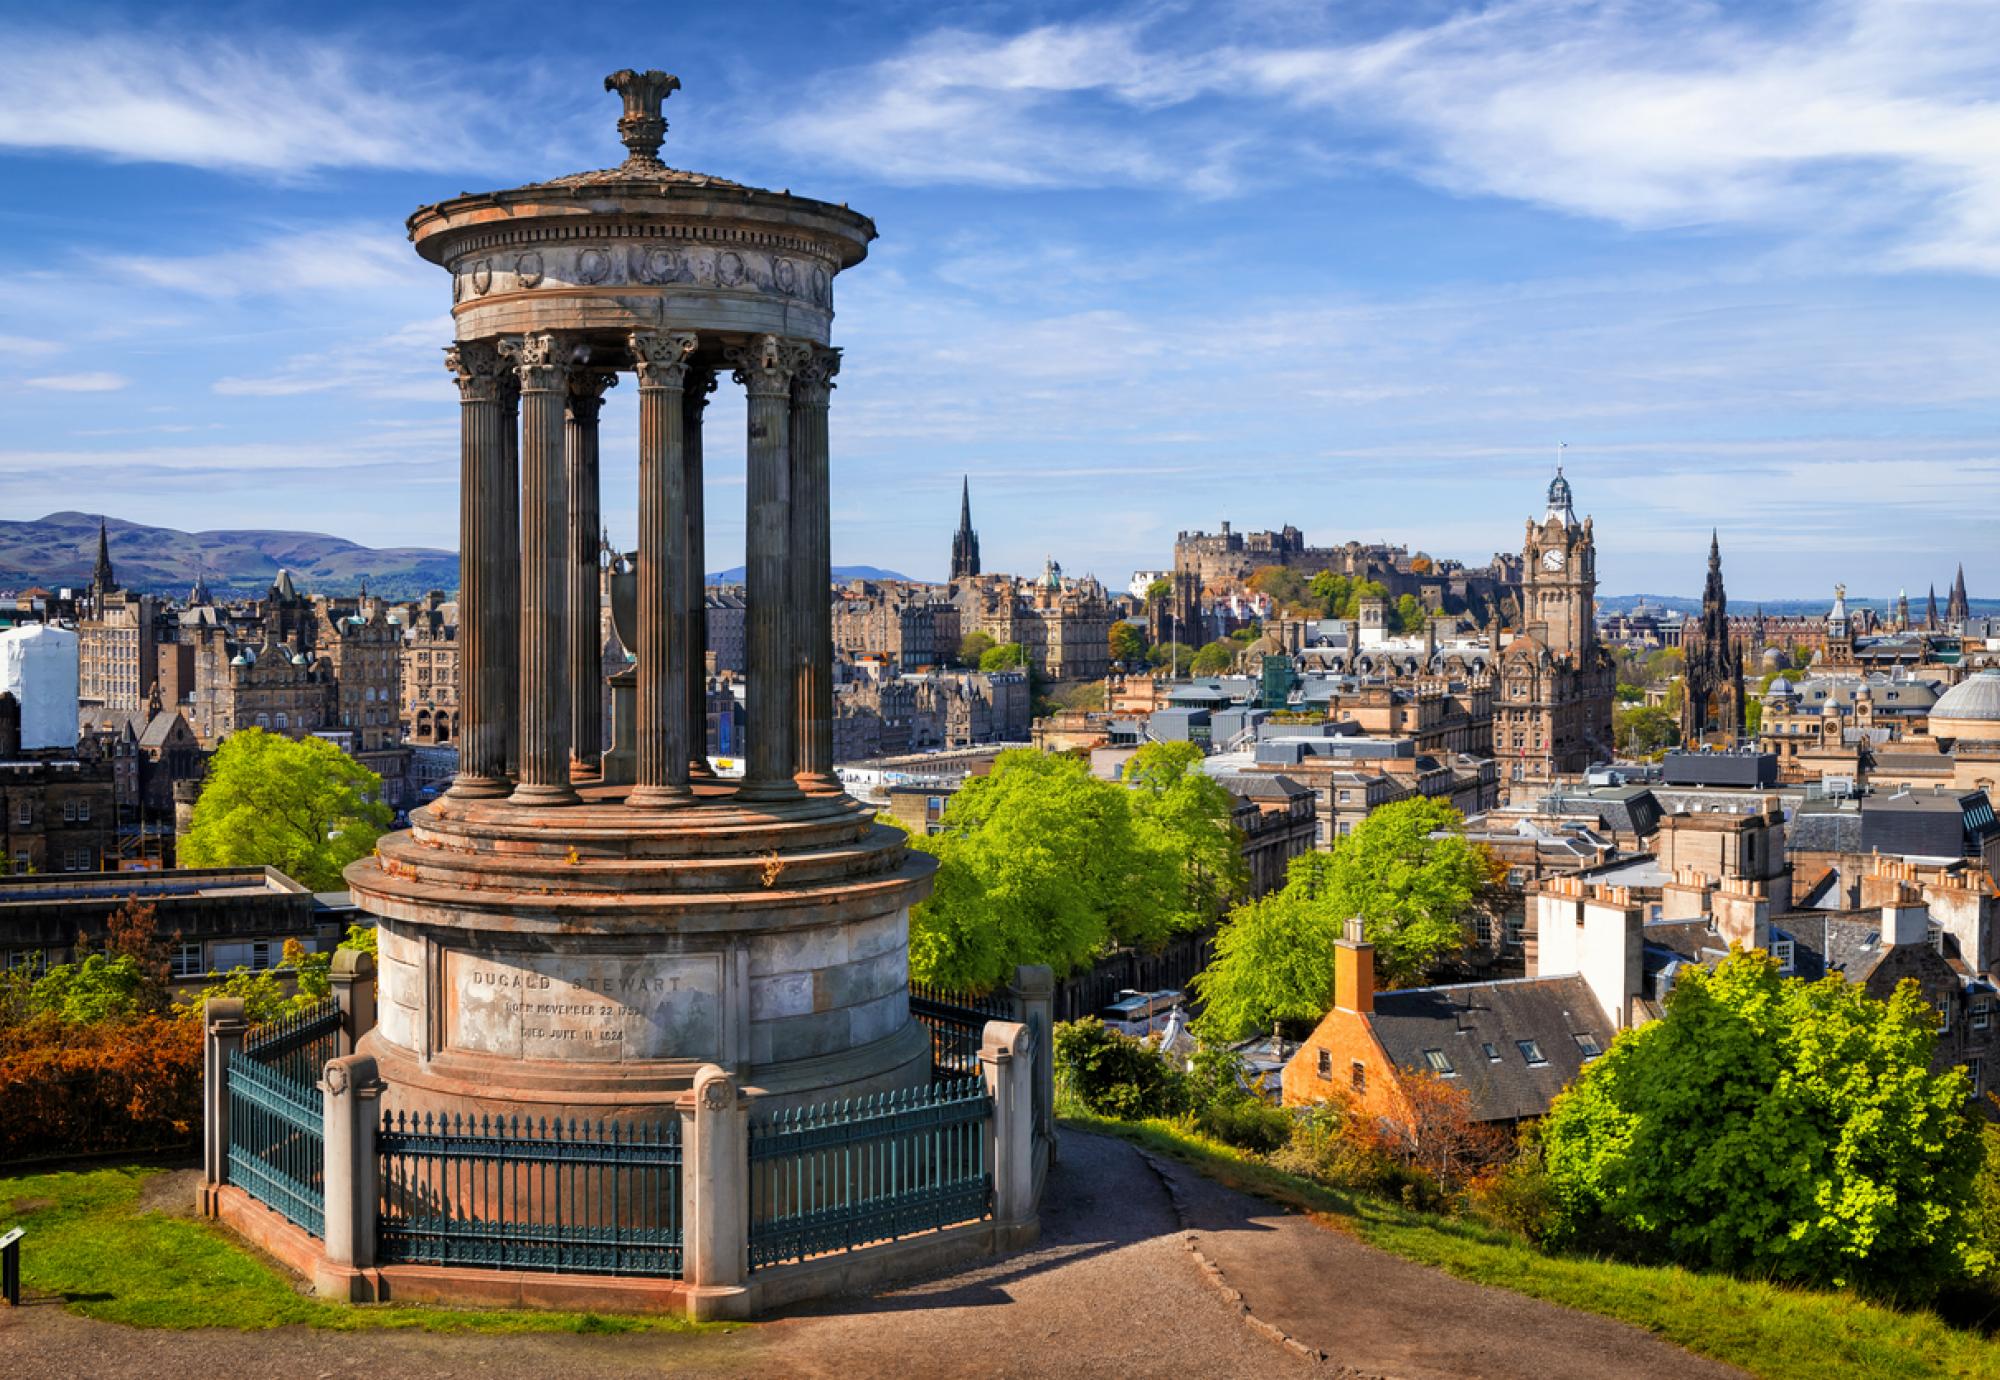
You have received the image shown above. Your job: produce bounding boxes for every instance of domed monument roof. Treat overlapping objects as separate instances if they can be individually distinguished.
[1931,669,2000,731]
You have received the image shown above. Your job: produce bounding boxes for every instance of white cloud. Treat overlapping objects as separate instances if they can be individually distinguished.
[0,27,500,176]
[111,227,432,302]
[211,316,453,400]
[22,372,127,393]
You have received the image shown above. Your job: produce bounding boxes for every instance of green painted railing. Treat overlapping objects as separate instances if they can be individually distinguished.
[747,1077,992,1270]
[377,1113,683,1278]
[245,998,342,1087]
[225,1050,325,1236]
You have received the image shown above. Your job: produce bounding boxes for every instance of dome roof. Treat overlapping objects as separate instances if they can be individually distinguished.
[1931,670,2000,723]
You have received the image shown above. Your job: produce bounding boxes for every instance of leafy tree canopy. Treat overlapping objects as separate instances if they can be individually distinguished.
[1144,577,1173,602]
[1188,639,1237,676]
[1193,798,1489,1039]
[958,630,996,667]
[906,747,1232,992]
[1108,621,1147,663]
[1147,640,1193,671]
[180,729,392,891]
[1615,704,1680,756]
[978,641,1027,673]
[1542,951,1987,1297]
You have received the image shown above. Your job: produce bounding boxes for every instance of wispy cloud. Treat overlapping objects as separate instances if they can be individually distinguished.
[110,226,430,302]
[0,26,501,176]
[22,372,127,392]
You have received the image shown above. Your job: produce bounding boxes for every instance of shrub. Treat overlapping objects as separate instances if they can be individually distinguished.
[1183,1044,1292,1152]
[1052,1020,1187,1120]
[0,1013,202,1162]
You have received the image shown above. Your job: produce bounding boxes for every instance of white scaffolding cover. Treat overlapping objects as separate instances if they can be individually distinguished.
[0,624,79,750]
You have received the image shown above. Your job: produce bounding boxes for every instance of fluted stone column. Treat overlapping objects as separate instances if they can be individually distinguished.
[566,369,616,781]
[498,374,521,779]
[445,341,511,798]
[685,368,717,779]
[629,331,697,810]
[501,332,578,806]
[790,347,840,792]
[728,335,807,801]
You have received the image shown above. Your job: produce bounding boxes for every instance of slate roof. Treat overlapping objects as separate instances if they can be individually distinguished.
[1366,974,1611,1122]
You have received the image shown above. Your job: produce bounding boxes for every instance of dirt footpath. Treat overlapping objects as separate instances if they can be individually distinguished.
[0,1130,1737,1380]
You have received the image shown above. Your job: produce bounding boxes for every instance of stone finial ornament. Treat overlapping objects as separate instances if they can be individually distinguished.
[605,68,682,168]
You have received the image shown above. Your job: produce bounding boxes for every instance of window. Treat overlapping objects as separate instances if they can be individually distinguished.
[1481,1042,1502,1062]
[275,712,288,730]
[13,800,27,826]
[1350,1060,1367,1094]
[1971,1058,1985,1099]
[1940,998,1953,1034]
[61,799,76,822]
[1517,1039,1548,1067]
[1573,1032,1603,1060]
[5,949,46,976]
[76,798,89,823]
[250,941,272,971]
[1422,1048,1456,1076]
[1772,939,1795,973]
[1316,1049,1332,1079]
[171,942,204,979]
[1974,1000,1990,1033]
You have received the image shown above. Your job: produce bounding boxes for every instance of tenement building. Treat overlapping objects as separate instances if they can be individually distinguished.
[77,523,168,712]
[1494,469,1615,783]
[833,580,961,670]
[956,559,1114,682]
[395,591,459,744]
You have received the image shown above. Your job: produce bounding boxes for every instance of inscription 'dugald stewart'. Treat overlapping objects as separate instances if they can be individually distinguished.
[448,952,723,1063]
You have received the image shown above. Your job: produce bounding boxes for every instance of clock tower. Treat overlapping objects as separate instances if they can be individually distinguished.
[1521,468,1595,659]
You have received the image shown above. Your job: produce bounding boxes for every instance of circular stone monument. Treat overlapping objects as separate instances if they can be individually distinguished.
[345,69,934,1122]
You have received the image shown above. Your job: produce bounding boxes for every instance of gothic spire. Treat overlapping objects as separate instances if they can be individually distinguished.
[91,516,115,595]
[949,475,981,581]
[1949,564,1971,624]
[1928,583,1940,630]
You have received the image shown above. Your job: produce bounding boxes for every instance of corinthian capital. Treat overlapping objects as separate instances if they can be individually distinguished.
[498,332,577,392]
[630,330,699,389]
[444,340,506,404]
[726,334,811,399]
[566,368,619,423]
[792,346,842,406]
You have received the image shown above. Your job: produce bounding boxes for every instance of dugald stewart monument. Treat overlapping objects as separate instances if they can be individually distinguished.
[194,68,1048,1322]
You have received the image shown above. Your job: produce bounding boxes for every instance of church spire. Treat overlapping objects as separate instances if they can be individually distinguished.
[949,475,981,581]
[1949,564,1970,624]
[91,516,116,596]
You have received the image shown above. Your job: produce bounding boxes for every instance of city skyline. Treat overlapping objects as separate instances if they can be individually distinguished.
[4,2,1999,595]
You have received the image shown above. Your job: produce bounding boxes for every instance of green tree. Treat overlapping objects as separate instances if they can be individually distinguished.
[1125,741,1246,928]
[29,954,156,1023]
[1144,577,1173,602]
[1147,640,1192,672]
[1108,621,1147,664]
[1229,622,1261,644]
[1345,579,1391,620]
[958,630,996,667]
[1542,951,1987,1296]
[1247,566,1308,613]
[180,728,392,891]
[1744,699,1763,735]
[978,641,1027,673]
[1188,639,1237,676]
[1308,571,1352,618]
[905,749,1195,991]
[1194,800,1489,1038]
[1615,704,1680,755]
[1394,594,1427,633]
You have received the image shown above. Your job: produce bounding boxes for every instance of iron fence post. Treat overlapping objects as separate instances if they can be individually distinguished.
[201,997,248,1209]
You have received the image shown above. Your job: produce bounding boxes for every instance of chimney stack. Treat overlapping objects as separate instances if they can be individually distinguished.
[1334,915,1374,1014]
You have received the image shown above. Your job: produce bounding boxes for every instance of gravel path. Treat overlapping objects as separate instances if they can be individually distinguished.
[0,1130,1736,1380]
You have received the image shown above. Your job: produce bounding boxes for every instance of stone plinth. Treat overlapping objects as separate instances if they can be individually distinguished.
[347,784,934,1120]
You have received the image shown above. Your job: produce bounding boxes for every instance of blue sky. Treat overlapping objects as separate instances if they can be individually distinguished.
[5,0,2000,599]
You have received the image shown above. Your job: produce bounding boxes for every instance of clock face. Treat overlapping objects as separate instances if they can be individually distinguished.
[1542,548,1566,572]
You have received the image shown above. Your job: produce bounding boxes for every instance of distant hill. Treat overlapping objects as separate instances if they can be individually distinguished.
[704,564,915,585]
[1601,593,2000,618]
[0,512,457,600]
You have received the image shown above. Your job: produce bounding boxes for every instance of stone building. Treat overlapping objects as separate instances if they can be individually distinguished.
[1680,533,1745,745]
[832,663,1029,760]
[76,524,168,713]
[395,591,459,745]
[705,587,748,674]
[0,693,117,876]
[314,597,403,754]
[833,582,961,670]
[957,561,1114,683]
[1494,469,1615,783]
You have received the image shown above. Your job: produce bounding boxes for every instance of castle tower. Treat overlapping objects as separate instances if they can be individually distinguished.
[949,475,980,581]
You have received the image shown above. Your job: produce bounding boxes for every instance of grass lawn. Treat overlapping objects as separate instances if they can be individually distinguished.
[1065,1111,2000,1380]
[0,1165,725,1335]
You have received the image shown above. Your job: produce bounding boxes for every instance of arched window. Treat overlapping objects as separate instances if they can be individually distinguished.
[255,714,270,729]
